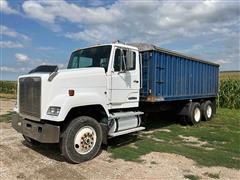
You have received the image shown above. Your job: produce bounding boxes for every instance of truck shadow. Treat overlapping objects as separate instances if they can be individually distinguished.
[21,141,66,162]
[144,112,184,129]
[22,140,106,163]
[21,112,182,162]
[108,112,182,148]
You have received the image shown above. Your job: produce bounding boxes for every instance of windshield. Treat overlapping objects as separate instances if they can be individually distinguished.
[67,45,112,72]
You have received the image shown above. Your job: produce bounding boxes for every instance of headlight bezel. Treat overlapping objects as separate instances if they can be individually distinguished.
[47,106,61,116]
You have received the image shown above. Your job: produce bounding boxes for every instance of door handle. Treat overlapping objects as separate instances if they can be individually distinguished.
[133,80,139,83]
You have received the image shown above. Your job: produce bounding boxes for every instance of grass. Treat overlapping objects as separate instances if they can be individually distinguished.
[204,172,220,179]
[150,161,157,164]
[0,111,16,123]
[1,104,239,171]
[108,108,240,169]
[184,174,200,180]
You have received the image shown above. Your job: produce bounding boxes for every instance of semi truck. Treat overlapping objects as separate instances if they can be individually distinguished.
[12,42,219,163]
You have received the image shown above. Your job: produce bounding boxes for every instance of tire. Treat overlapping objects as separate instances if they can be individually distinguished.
[23,135,40,146]
[179,116,188,126]
[60,116,102,163]
[201,100,214,121]
[187,102,202,125]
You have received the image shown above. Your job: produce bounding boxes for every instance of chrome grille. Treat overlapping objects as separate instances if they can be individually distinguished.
[19,77,41,118]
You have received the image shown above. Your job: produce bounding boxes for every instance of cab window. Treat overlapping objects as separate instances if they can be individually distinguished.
[68,45,112,72]
[127,51,136,71]
[114,49,136,72]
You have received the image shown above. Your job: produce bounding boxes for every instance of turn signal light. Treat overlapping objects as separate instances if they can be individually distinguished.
[68,89,75,96]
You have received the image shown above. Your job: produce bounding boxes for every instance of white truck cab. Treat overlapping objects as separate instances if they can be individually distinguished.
[12,43,145,163]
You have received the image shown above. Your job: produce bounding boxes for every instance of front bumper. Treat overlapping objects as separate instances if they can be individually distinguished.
[12,113,60,143]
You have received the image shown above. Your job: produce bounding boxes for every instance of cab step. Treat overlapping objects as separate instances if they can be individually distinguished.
[109,111,144,119]
[108,127,145,137]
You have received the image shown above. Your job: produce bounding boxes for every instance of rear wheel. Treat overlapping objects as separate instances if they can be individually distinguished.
[60,116,102,163]
[201,100,214,121]
[188,102,202,125]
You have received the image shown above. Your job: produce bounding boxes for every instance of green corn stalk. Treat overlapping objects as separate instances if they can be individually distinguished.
[0,81,17,94]
[217,78,240,109]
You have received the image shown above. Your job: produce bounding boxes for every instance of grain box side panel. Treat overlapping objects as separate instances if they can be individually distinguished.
[141,50,219,101]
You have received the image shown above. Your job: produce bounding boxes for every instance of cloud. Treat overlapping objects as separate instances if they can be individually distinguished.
[22,0,116,24]
[20,0,240,70]
[0,66,32,73]
[15,53,30,62]
[215,59,232,65]
[0,66,16,73]
[30,59,66,69]
[0,63,65,74]
[1,57,61,74]
[0,0,18,14]
[21,1,239,44]
[22,1,55,23]
[0,41,23,48]
[0,25,30,40]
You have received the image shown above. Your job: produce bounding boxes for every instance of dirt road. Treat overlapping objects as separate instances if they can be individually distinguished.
[0,99,15,115]
[0,99,239,180]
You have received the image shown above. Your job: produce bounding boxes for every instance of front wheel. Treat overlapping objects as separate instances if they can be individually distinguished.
[60,116,102,163]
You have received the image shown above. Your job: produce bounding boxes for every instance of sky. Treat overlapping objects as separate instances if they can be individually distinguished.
[0,0,239,80]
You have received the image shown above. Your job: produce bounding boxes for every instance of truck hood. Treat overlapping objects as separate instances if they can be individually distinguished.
[53,67,107,88]
[58,67,104,74]
[19,67,106,82]
[17,67,108,121]
[18,67,107,106]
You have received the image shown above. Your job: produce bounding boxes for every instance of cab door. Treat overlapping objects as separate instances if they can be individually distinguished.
[110,47,140,109]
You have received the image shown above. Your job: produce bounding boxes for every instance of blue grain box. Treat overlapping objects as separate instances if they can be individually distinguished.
[136,44,219,102]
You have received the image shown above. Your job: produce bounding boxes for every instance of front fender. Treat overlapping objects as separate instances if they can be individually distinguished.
[41,92,109,122]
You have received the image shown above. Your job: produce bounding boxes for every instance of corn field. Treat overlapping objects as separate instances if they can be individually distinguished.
[0,81,17,94]
[217,78,240,109]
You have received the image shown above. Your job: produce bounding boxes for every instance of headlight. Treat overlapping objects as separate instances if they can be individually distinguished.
[47,106,61,116]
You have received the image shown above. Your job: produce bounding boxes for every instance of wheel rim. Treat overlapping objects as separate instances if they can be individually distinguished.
[74,126,97,155]
[194,107,201,122]
[206,105,212,118]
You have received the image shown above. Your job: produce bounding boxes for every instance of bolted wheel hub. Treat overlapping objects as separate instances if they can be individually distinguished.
[74,126,97,155]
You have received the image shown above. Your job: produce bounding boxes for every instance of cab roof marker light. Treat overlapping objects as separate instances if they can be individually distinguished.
[69,89,75,96]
